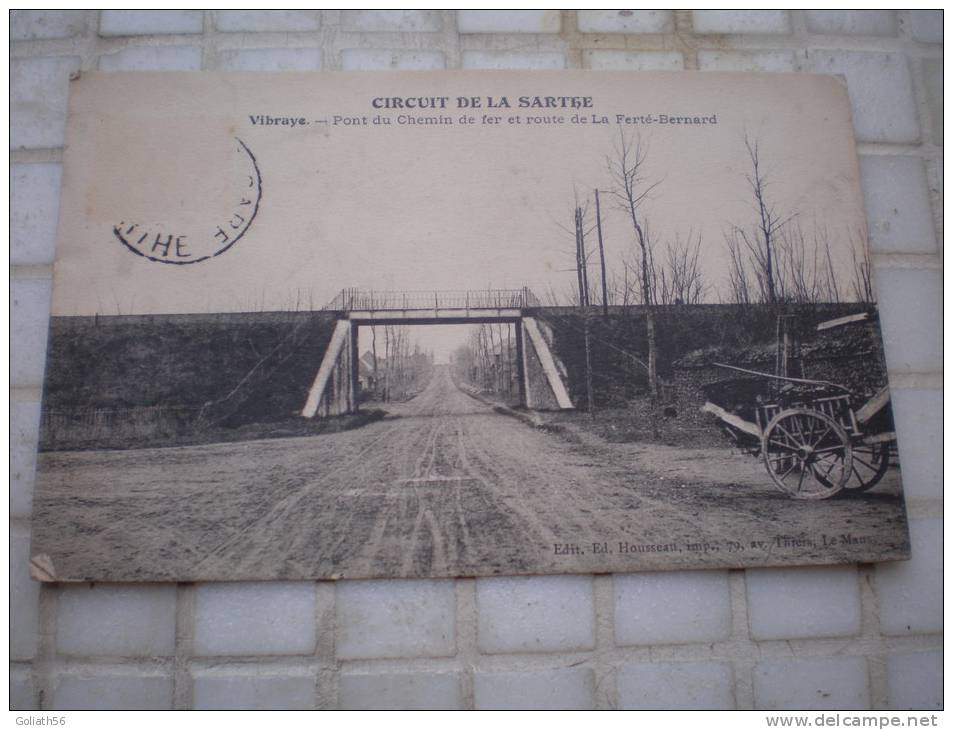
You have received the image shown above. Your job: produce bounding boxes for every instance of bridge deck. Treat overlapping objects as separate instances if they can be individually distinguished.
[346,308,523,324]
[324,288,540,314]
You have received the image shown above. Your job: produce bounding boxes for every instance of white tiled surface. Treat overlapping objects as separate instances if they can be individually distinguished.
[99,10,203,36]
[51,674,174,710]
[477,576,595,653]
[805,11,897,37]
[214,10,321,33]
[860,156,938,253]
[617,662,735,710]
[890,389,942,500]
[886,651,943,710]
[11,277,52,388]
[875,268,942,372]
[11,399,41,519]
[341,10,441,34]
[192,672,316,710]
[10,10,942,710]
[10,668,36,711]
[810,51,920,144]
[339,672,462,710]
[908,10,943,44]
[586,50,684,71]
[753,656,871,710]
[56,585,177,656]
[922,58,943,146]
[10,10,87,40]
[98,46,203,72]
[457,10,561,35]
[218,48,323,73]
[341,49,444,72]
[11,526,40,661]
[474,668,595,710]
[194,582,318,656]
[692,10,791,35]
[10,163,63,266]
[614,570,730,645]
[11,56,81,149]
[876,519,943,635]
[746,566,861,640]
[336,579,456,659]
[462,51,567,71]
[577,10,673,34]
[697,50,797,72]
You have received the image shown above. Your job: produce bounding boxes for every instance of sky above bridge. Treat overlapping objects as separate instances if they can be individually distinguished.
[358,323,480,365]
[50,72,869,316]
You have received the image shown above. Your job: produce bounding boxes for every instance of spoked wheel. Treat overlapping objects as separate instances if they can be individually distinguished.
[761,408,852,500]
[841,442,891,492]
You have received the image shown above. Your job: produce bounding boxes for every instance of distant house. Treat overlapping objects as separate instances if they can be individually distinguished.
[358,350,381,394]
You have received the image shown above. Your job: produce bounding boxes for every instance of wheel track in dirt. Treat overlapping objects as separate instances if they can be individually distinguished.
[35,365,909,580]
[191,406,422,575]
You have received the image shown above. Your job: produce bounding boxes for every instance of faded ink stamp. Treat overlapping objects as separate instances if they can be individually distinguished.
[113,138,262,265]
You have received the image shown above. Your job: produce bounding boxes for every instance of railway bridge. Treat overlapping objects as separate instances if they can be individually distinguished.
[303,288,574,417]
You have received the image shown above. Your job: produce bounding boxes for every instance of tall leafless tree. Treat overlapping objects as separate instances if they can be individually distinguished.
[726,133,796,307]
[552,191,599,307]
[607,130,662,398]
[574,204,590,307]
[657,230,707,305]
[850,230,876,304]
[815,225,842,304]
[724,231,754,305]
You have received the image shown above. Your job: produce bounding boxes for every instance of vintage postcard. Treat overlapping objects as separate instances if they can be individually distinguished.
[31,71,910,582]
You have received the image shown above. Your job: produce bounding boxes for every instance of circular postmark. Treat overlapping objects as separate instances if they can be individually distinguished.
[113,137,263,265]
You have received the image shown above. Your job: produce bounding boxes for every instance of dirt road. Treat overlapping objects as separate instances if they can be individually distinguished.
[33,367,909,581]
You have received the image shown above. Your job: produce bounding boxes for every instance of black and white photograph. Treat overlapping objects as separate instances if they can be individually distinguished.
[32,70,910,582]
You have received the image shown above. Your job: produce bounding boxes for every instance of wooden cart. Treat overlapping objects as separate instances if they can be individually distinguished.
[702,366,895,500]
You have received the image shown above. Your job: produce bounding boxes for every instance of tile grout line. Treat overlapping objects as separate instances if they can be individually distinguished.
[858,564,889,709]
[907,51,938,157]
[172,583,196,709]
[319,9,342,72]
[455,577,478,709]
[34,584,59,710]
[79,10,99,71]
[314,580,337,709]
[592,574,617,709]
[728,569,755,710]
[440,10,462,69]
[43,627,943,678]
[561,10,584,70]
[200,9,215,71]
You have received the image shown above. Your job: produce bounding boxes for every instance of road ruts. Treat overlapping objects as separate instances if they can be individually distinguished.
[33,366,909,582]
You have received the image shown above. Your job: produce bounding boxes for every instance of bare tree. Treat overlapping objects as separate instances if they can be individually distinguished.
[605,267,633,307]
[607,129,662,398]
[657,230,706,305]
[850,231,875,304]
[541,283,575,307]
[594,188,610,316]
[727,133,797,307]
[776,222,816,304]
[619,217,660,306]
[724,230,754,305]
[816,225,841,304]
[458,323,519,399]
[553,191,600,307]
[574,203,590,307]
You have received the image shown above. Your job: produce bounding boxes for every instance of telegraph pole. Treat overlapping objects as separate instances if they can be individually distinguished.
[595,189,609,318]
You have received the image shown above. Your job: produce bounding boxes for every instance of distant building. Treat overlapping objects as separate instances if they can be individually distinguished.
[358,350,381,394]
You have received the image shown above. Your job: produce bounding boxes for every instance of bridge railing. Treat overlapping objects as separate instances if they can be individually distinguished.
[324,288,540,312]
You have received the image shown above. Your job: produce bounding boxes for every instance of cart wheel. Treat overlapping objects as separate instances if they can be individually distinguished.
[761,408,852,500]
[841,442,891,492]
